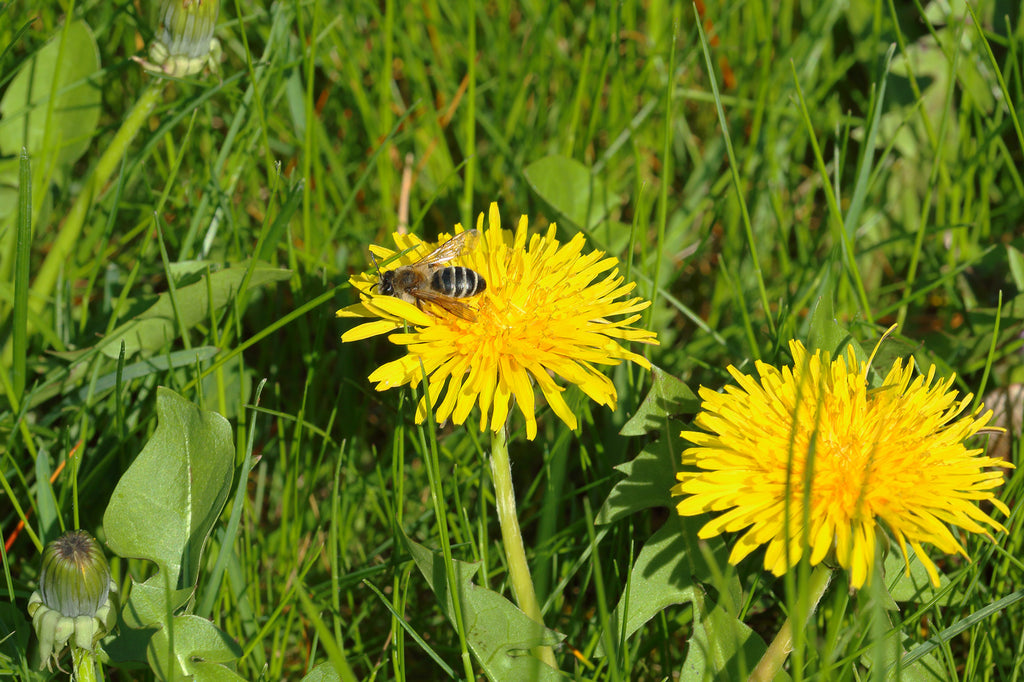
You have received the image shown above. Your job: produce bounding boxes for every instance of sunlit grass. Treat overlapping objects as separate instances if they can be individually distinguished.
[1,0,1021,679]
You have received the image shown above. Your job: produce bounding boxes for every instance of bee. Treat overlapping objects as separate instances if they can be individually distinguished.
[373,230,486,321]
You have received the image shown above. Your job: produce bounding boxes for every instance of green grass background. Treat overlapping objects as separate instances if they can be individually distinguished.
[1,0,1023,679]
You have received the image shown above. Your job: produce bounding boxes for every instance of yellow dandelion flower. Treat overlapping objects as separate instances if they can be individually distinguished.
[672,339,1013,589]
[338,203,659,440]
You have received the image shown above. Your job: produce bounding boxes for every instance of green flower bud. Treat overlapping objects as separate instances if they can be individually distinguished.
[39,530,110,618]
[135,0,222,77]
[28,531,117,670]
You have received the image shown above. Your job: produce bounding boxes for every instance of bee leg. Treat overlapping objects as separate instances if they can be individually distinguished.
[413,298,435,318]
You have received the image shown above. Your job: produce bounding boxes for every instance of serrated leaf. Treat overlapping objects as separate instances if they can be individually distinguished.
[104,388,234,592]
[146,615,245,682]
[885,655,950,682]
[401,531,564,681]
[606,523,697,648]
[601,520,737,657]
[867,628,952,682]
[0,20,101,169]
[680,593,775,681]
[596,436,679,525]
[619,366,698,436]
[523,155,618,230]
[95,262,290,358]
[882,551,951,603]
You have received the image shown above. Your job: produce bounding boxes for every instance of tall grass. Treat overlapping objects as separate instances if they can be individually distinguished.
[1,0,1021,679]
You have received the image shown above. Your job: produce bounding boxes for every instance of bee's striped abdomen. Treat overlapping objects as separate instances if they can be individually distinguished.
[432,266,486,298]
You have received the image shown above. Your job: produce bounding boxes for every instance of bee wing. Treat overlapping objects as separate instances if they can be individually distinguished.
[413,288,479,322]
[415,230,479,268]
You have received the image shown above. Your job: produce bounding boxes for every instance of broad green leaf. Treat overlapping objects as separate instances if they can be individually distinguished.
[301,663,342,682]
[113,582,243,677]
[807,272,856,360]
[680,596,774,682]
[103,389,238,680]
[1008,245,1024,291]
[863,627,952,682]
[882,551,951,603]
[401,531,564,681]
[595,436,679,525]
[34,448,58,542]
[884,654,951,682]
[868,332,929,375]
[0,20,101,169]
[0,602,33,674]
[104,387,234,592]
[120,579,194,631]
[605,523,697,650]
[0,182,18,221]
[101,618,158,666]
[146,615,245,682]
[600,520,736,657]
[523,155,618,231]
[96,262,291,358]
[619,366,698,436]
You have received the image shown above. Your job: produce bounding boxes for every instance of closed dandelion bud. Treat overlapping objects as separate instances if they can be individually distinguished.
[39,530,110,618]
[136,0,222,77]
[28,530,117,670]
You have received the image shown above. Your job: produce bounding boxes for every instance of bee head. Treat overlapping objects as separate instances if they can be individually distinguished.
[378,270,396,296]
[370,249,393,292]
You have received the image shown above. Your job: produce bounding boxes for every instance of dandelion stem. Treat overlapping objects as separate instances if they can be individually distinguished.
[72,647,101,682]
[749,563,833,682]
[489,424,558,671]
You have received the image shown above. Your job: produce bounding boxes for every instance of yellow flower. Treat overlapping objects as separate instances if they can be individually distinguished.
[338,203,659,440]
[672,339,1013,589]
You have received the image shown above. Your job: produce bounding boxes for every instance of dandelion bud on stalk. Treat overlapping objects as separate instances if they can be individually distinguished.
[27,530,117,671]
[134,0,222,77]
